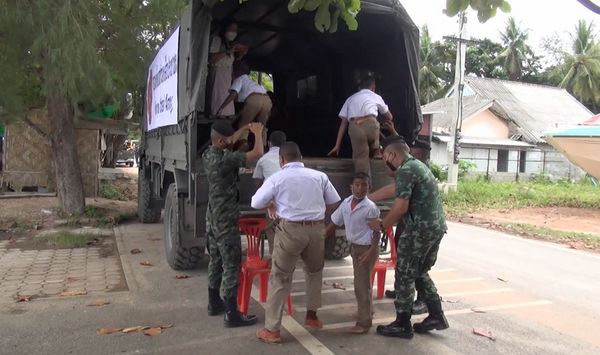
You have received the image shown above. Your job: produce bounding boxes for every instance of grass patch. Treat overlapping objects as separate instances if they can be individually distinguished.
[443,181,600,213]
[35,232,100,249]
[99,181,128,201]
[502,223,600,250]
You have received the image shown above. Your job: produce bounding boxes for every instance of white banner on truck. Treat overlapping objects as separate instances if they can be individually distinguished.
[145,27,179,131]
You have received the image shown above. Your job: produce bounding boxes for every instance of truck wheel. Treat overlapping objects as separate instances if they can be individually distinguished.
[164,183,204,270]
[138,164,161,223]
[325,234,350,260]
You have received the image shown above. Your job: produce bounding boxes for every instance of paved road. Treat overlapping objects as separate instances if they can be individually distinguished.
[1,222,599,355]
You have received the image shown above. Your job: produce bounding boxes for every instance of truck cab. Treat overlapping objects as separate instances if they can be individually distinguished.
[138,0,422,269]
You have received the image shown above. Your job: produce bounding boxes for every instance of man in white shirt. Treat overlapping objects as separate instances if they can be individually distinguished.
[216,62,272,148]
[253,130,287,254]
[327,172,381,334]
[328,76,394,175]
[251,142,341,344]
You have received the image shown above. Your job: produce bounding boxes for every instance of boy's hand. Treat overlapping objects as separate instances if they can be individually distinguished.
[358,245,378,265]
[367,218,382,232]
[325,224,337,239]
[249,122,264,136]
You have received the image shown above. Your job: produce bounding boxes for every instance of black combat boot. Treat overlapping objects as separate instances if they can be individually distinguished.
[207,288,226,316]
[412,299,428,315]
[224,290,258,328]
[376,312,413,338]
[413,298,449,333]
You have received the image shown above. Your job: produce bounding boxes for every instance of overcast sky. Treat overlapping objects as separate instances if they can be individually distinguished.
[401,0,599,54]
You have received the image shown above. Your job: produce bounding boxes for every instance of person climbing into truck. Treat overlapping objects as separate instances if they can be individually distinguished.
[216,61,272,151]
[328,74,394,176]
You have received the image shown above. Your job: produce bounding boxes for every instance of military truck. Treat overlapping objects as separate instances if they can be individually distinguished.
[138,0,422,270]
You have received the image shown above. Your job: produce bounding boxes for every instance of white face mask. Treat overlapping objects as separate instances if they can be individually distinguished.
[225,31,237,42]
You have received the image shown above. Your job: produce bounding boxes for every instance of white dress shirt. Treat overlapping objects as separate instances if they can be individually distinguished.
[339,89,389,121]
[331,196,380,246]
[253,147,281,180]
[230,74,267,102]
[251,162,341,221]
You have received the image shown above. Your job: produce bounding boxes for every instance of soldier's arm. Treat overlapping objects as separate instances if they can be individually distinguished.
[245,123,265,163]
[368,183,395,202]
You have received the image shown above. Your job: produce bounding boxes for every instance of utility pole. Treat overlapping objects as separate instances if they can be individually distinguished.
[445,11,467,191]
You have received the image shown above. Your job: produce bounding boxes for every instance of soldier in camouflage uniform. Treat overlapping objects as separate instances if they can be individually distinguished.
[203,120,265,328]
[369,138,448,339]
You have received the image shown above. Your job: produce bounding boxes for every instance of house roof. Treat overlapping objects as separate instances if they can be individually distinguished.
[423,77,594,144]
[422,95,493,133]
[433,134,534,148]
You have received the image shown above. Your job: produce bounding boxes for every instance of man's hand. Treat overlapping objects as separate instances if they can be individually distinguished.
[327,146,340,157]
[267,201,278,219]
[358,245,378,265]
[249,122,264,136]
[368,218,382,232]
[325,224,337,239]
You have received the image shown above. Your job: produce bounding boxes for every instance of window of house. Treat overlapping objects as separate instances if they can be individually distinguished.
[497,149,508,172]
[519,150,527,173]
[297,75,317,100]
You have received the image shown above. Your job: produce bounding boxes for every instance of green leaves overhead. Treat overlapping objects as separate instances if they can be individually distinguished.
[444,0,511,23]
[286,0,360,32]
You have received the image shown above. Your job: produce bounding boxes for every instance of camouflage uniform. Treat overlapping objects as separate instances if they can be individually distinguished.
[202,146,246,299]
[393,154,447,313]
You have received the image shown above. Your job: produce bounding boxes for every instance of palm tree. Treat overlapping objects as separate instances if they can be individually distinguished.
[497,17,532,81]
[560,20,600,111]
[419,26,443,104]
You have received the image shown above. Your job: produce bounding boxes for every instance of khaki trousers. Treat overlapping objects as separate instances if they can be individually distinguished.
[238,94,272,141]
[348,118,380,175]
[350,243,378,327]
[265,221,325,331]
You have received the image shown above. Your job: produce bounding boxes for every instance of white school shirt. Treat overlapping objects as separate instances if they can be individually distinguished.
[338,89,389,121]
[331,196,380,246]
[253,147,281,180]
[251,162,341,221]
[230,74,267,102]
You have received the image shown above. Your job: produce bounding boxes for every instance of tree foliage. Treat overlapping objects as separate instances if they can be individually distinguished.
[419,26,444,104]
[444,0,511,23]
[497,17,532,81]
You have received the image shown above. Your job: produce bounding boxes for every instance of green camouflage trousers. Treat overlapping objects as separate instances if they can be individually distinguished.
[394,232,443,313]
[207,220,242,299]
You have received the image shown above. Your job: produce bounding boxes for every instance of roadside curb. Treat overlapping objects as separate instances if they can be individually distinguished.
[114,226,139,293]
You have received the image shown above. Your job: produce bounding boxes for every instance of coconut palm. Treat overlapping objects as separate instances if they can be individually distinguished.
[497,17,532,81]
[419,26,444,104]
[560,20,600,110]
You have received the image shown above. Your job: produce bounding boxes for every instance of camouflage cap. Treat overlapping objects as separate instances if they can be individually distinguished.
[211,120,235,137]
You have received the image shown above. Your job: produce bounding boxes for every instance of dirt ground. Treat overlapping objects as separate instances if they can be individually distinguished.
[466,207,600,235]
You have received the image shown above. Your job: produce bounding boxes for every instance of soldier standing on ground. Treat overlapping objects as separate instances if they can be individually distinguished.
[251,142,341,344]
[203,120,264,328]
[368,138,449,339]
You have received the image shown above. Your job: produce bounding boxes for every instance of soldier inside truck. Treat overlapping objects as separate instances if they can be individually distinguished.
[196,0,422,165]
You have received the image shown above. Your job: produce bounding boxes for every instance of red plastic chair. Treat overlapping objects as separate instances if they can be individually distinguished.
[371,226,397,299]
[237,218,293,315]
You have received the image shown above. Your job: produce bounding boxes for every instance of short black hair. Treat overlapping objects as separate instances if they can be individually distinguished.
[279,141,302,162]
[353,172,371,184]
[269,130,287,147]
[360,76,376,89]
[233,61,250,77]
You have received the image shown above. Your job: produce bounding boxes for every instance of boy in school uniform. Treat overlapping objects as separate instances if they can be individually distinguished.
[326,172,381,334]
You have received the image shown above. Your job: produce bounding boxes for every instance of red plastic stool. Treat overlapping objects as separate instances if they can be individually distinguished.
[371,226,397,299]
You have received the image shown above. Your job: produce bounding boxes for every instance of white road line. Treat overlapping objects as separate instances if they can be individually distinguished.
[291,268,457,284]
[322,300,553,330]
[293,288,514,313]
[291,277,484,297]
[250,286,334,354]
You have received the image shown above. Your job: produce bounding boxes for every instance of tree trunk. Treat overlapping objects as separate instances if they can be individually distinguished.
[102,134,127,168]
[47,94,86,214]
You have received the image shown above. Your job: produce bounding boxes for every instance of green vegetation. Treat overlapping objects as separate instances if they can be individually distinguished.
[503,223,600,250]
[443,180,600,213]
[99,181,128,201]
[34,232,99,249]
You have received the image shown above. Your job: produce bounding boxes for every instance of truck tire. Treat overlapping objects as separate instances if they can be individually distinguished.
[164,183,204,270]
[325,234,350,260]
[138,164,161,223]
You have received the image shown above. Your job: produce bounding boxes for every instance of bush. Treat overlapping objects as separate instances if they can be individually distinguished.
[458,160,477,180]
[99,181,128,201]
[428,161,448,182]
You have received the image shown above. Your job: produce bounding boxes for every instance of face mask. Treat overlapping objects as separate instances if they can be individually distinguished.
[225,31,237,42]
[385,152,398,171]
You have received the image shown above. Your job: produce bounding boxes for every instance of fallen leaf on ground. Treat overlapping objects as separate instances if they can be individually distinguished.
[88,300,111,307]
[122,326,149,333]
[472,327,496,341]
[332,282,346,290]
[60,290,87,297]
[143,327,162,336]
[497,277,508,283]
[140,261,154,267]
[175,275,190,279]
[159,324,174,329]
[97,327,122,335]
[16,295,32,302]
[86,238,100,246]
[148,238,161,241]
[471,308,486,313]
[66,277,79,283]
[130,248,142,254]
[443,299,461,304]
